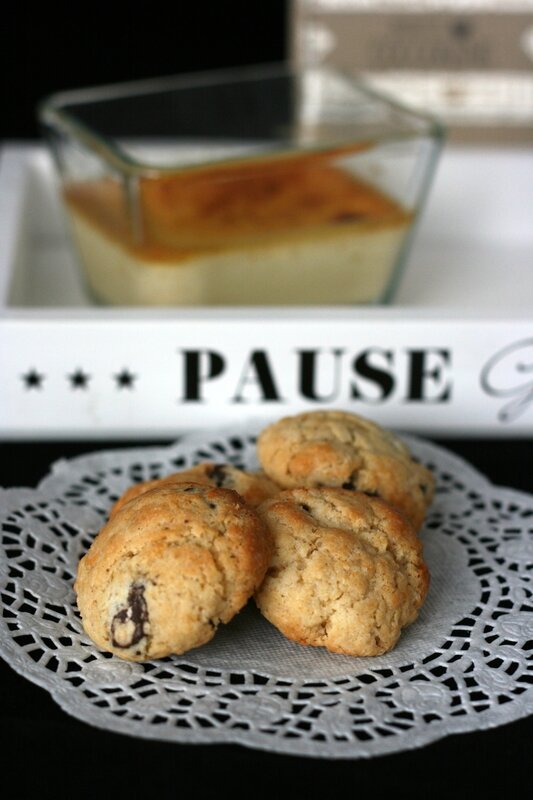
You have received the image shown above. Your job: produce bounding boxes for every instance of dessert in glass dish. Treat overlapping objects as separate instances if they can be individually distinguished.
[40,64,443,306]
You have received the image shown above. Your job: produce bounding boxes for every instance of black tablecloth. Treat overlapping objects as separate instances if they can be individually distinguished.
[1,438,531,799]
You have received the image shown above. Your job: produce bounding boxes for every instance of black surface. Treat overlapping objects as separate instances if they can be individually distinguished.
[2,2,289,139]
[0,437,531,799]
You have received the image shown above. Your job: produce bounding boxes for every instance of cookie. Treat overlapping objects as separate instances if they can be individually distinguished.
[255,487,429,656]
[109,462,279,518]
[257,410,434,529]
[75,482,273,661]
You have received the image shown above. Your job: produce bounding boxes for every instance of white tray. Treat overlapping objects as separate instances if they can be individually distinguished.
[0,144,532,438]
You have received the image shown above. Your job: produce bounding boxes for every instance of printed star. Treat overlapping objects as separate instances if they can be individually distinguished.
[114,368,137,389]
[68,368,90,389]
[22,369,45,389]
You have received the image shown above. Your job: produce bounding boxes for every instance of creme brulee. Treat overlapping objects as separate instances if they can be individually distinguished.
[63,150,412,306]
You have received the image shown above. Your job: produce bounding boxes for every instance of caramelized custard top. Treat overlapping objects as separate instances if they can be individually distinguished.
[65,148,411,262]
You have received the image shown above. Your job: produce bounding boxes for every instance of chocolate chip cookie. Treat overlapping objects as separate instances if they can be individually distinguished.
[257,410,434,529]
[75,482,273,661]
[255,487,429,657]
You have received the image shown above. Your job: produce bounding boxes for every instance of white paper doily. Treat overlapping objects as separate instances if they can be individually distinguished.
[0,427,532,759]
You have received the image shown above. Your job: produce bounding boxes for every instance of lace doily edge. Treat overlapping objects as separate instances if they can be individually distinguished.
[6,657,532,759]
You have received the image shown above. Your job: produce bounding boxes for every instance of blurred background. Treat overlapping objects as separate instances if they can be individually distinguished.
[4,1,533,144]
[4,0,529,306]
[2,2,288,139]
[2,1,532,318]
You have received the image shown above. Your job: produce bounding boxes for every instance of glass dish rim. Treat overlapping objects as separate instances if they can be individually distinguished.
[38,61,445,178]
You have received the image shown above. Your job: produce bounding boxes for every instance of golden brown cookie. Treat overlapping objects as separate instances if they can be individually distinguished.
[109,462,279,518]
[75,482,273,661]
[255,487,429,657]
[257,410,434,529]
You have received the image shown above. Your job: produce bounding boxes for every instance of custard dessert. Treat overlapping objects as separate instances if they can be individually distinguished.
[64,150,413,306]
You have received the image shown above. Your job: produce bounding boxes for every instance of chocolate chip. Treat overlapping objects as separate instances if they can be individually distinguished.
[342,481,355,490]
[111,583,149,649]
[419,483,428,495]
[207,464,228,488]
[299,503,311,512]
[363,490,379,498]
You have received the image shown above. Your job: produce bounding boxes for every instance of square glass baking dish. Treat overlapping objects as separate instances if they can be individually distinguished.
[39,63,444,307]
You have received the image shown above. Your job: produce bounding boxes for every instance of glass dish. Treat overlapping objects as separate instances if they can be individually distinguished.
[39,64,444,307]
